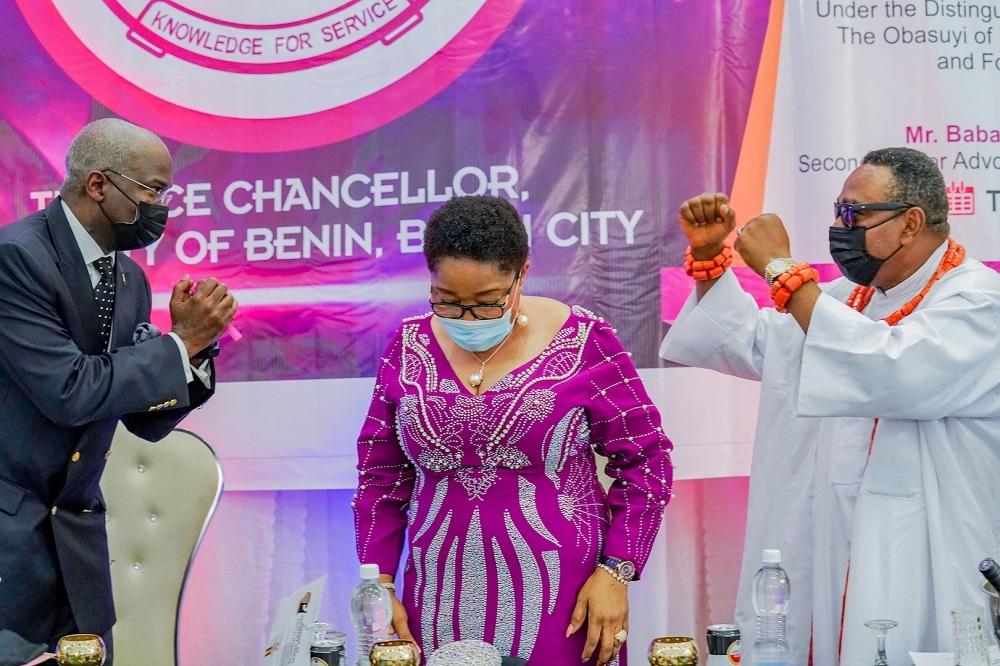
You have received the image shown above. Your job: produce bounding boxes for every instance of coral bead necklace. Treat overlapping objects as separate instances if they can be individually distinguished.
[846,238,965,325]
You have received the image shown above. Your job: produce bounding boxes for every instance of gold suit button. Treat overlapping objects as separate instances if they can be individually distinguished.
[71,452,81,462]
[51,506,58,515]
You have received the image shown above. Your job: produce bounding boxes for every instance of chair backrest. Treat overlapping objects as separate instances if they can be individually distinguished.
[100,426,223,666]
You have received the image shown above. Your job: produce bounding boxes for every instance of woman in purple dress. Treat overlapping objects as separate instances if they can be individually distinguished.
[354,196,673,666]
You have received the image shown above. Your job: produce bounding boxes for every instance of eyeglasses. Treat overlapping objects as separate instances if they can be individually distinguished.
[429,273,520,320]
[833,201,914,230]
[102,169,174,205]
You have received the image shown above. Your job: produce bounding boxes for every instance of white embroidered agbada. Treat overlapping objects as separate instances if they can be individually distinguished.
[660,240,1000,666]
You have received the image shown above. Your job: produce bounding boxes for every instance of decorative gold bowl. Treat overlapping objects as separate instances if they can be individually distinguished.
[370,639,419,666]
[56,634,106,666]
[648,636,699,666]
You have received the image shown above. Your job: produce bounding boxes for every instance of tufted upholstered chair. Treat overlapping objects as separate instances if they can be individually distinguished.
[100,426,223,666]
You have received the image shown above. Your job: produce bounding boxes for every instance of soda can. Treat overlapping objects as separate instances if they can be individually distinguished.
[706,624,740,665]
[310,631,346,666]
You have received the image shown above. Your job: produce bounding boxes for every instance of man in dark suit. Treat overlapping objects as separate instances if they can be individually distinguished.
[0,118,237,664]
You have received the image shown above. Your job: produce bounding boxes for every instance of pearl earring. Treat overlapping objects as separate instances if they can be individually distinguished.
[516,314,529,327]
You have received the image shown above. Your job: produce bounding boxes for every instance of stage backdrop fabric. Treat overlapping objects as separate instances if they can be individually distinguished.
[0,2,774,662]
[0,0,770,491]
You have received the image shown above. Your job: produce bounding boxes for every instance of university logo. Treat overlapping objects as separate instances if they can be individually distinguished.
[18,0,523,151]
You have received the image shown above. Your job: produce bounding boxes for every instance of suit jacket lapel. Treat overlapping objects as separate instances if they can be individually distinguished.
[45,198,103,355]
[110,258,137,350]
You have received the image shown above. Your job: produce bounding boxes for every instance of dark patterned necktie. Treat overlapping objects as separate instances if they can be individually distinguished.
[93,256,115,351]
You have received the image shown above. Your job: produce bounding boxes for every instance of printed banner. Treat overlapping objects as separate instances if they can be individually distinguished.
[20,0,515,149]
[1,1,769,377]
[0,1,769,481]
[125,0,428,72]
[764,0,1000,264]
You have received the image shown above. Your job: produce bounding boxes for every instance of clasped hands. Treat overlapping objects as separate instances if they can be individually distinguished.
[679,192,792,277]
[169,275,238,358]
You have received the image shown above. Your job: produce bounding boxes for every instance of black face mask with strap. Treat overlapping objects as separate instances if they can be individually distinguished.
[828,210,907,286]
[109,200,168,251]
[98,178,169,251]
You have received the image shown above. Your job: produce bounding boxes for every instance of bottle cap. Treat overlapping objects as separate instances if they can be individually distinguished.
[706,624,740,654]
[360,563,381,580]
[762,548,782,564]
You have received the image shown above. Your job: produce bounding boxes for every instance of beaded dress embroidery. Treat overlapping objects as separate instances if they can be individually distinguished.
[355,308,674,664]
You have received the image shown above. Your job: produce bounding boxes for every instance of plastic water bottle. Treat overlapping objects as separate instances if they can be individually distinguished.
[751,549,791,666]
[350,563,393,666]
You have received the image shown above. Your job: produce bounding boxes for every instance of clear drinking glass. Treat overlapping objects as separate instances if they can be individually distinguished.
[306,622,346,666]
[952,605,990,666]
[863,620,897,666]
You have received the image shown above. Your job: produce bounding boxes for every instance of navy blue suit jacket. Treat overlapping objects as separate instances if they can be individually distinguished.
[0,198,214,647]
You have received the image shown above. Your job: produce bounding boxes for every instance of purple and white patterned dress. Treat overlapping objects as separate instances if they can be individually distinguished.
[354,307,673,665]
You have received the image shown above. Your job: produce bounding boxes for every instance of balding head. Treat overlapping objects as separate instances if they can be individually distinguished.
[59,119,172,253]
[61,118,167,198]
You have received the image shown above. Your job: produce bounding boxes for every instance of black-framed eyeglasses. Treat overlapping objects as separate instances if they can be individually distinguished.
[429,273,521,320]
[833,201,914,230]
[102,169,174,205]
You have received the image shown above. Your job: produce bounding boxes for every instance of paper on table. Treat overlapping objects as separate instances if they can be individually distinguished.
[262,575,327,666]
[909,652,955,666]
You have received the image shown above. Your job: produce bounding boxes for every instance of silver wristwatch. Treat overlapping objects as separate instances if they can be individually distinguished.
[763,258,798,286]
[599,555,637,584]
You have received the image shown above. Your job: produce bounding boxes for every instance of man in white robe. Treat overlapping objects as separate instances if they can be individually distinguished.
[660,147,1000,665]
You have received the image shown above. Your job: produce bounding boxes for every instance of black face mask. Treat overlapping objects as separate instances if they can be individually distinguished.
[111,200,168,251]
[828,210,907,286]
[99,181,169,251]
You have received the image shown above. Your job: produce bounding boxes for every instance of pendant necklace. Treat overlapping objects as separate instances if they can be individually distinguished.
[468,312,529,392]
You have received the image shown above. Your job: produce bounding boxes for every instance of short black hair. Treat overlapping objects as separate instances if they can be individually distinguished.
[424,195,529,274]
[862,147,949,238]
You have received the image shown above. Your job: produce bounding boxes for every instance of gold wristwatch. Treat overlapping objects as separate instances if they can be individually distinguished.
[764,257,798,286]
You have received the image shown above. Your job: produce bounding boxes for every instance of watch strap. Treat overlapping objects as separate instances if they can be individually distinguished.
[764,257,799,287]
[599,555,637,582]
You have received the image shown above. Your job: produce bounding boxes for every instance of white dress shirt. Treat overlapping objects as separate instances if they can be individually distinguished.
[62,200,211,387]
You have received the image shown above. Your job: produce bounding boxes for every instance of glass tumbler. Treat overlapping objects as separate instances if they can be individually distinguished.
[952,605,990,666]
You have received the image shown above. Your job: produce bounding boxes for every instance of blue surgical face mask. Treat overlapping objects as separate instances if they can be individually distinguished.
[437,315,515,352]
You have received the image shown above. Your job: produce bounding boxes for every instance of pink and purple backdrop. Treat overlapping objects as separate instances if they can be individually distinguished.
[0,1,771,661]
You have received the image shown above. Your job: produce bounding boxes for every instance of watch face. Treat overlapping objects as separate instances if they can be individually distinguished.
[619,561,636,580]
[765,258,797,285]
